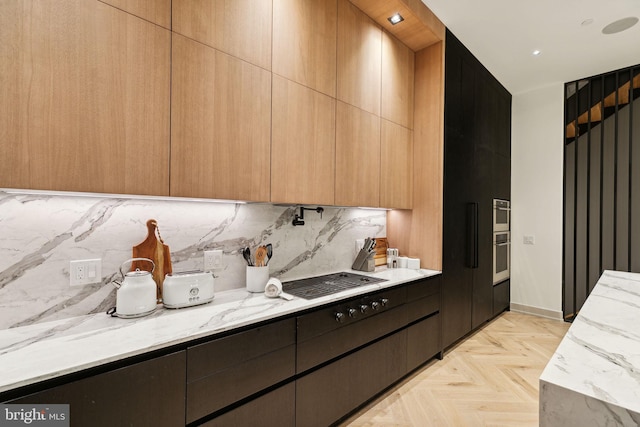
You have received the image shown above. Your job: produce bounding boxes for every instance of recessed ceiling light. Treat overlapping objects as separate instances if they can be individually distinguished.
[532,50,541,56]
[387,13,404,25]
[602,16,639,34]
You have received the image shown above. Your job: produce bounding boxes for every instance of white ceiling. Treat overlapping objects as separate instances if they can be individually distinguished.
[421,0,640,95]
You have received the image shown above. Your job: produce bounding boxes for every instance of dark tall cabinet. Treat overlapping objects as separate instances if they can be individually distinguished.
[442,30,512,349]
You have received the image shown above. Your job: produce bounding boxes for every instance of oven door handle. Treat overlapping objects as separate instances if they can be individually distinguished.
[494,242,511,247]
[494,207,511,211]
[466,202,478,269]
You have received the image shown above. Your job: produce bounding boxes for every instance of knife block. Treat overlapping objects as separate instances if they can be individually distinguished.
[352,248,375,272]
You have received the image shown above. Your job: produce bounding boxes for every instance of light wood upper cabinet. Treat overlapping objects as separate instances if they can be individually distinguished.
[170,34,271,202]
[271,76,336,206]
[0,0,170,195]
[100,0,171,28]
[273,0,337,97]
[172,0,272,70]
[380,120,413,209]
[337,0,382,116]
[382,31,415,129]
[335,102,381,207]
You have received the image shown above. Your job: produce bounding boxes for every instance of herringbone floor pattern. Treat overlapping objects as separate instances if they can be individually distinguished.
[340,311,570,427]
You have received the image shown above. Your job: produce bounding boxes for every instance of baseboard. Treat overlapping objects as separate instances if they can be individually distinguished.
[509,303,563,320]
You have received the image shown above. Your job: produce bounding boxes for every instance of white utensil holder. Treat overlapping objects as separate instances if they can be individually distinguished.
[246,266,269,293]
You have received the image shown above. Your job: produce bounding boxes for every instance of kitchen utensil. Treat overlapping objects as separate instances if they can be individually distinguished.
[242,247,253,266]
[255,246,267,267]
[163,271,215,309]
[108,258,158,318]
[265,243,273,265]
[132,219,172,302]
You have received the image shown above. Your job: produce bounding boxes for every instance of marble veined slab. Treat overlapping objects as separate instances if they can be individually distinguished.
[0,268,439,394]
[540,270,640,426]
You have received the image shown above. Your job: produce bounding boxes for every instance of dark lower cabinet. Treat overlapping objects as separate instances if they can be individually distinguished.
[8,351,186,427]
[4,277,443,427]
[296,331,407,427]
[201,383,295,427]
[493,280,510,316]
[186,318,296,424]
[407,314,440,372]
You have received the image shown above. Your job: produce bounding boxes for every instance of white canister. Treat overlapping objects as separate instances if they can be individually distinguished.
[397,256,409,269]
[246,266,269,293]
[407,257,421,269]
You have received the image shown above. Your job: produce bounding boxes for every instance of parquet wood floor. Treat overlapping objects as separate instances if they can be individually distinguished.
[340,311,570,427]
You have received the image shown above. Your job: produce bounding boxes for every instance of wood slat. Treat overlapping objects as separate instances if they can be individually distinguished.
[341,312,570,427]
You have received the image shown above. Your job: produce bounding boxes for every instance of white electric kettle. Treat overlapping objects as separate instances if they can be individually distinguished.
[107,258,158,318]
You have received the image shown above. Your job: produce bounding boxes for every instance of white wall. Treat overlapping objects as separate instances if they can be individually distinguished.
[511,83,565,318]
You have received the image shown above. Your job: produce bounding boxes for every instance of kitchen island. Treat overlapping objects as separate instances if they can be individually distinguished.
[540,270,640,426]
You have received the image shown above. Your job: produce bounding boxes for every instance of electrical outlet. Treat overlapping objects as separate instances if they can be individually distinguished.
[204,250,223,271]
[70,259,102,287]
[523,235,535,245]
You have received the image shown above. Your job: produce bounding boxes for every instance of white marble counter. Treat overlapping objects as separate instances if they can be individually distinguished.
[0,268,439,394]
[540,270,640,426]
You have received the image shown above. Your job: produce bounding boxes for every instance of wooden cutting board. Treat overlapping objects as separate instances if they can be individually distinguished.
[374,237,388,267]
[132,219,172,302]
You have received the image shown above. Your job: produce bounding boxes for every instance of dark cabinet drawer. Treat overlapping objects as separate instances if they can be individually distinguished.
[406,293,440,324]
[407,313,441,372]
[9,351,186,427]
[297,302,408,374]
[187,318,295,381]
[406,276,441,302]
[186,318,296,423]
[296,330,407,427]
[202,382,295,427]
[297,286,406,342]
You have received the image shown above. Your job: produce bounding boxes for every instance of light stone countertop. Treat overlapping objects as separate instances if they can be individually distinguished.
[0,268,440,394]
[539,270,640,426]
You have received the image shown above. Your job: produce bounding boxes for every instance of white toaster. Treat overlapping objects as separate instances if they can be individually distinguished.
[163,271,215,309]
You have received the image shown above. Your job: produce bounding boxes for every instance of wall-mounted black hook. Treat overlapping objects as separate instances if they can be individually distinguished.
[292,206,324,226]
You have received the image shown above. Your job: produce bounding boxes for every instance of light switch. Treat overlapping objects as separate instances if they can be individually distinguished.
[523,235,535,245]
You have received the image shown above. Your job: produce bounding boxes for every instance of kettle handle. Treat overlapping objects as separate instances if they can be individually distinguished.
[119,257,156,278]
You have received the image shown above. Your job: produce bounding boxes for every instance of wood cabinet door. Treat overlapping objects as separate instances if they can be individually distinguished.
[382,30,415,129]
[337,0,381,116]
[335,102,381,207]
[170,34,271,201]
[271,76,336,205]
[99,0,170,28]
[273,0,337,97]
[0,0,170,196]
[380,120,413,209]
[172,0,272,70]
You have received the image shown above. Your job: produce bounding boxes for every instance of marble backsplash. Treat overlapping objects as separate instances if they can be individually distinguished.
[0,190,386,330]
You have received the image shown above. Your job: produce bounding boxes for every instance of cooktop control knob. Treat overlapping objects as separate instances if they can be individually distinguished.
[335,312,345,323]
[380,298,389,307]
[348,308,357,318]
[371,301,380,311]
[359,304,368,314]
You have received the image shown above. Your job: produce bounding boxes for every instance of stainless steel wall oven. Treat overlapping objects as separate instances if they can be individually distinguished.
[493,199,510,284]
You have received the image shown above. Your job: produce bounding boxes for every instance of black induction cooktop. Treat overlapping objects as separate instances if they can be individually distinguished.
[282,272,387,300]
